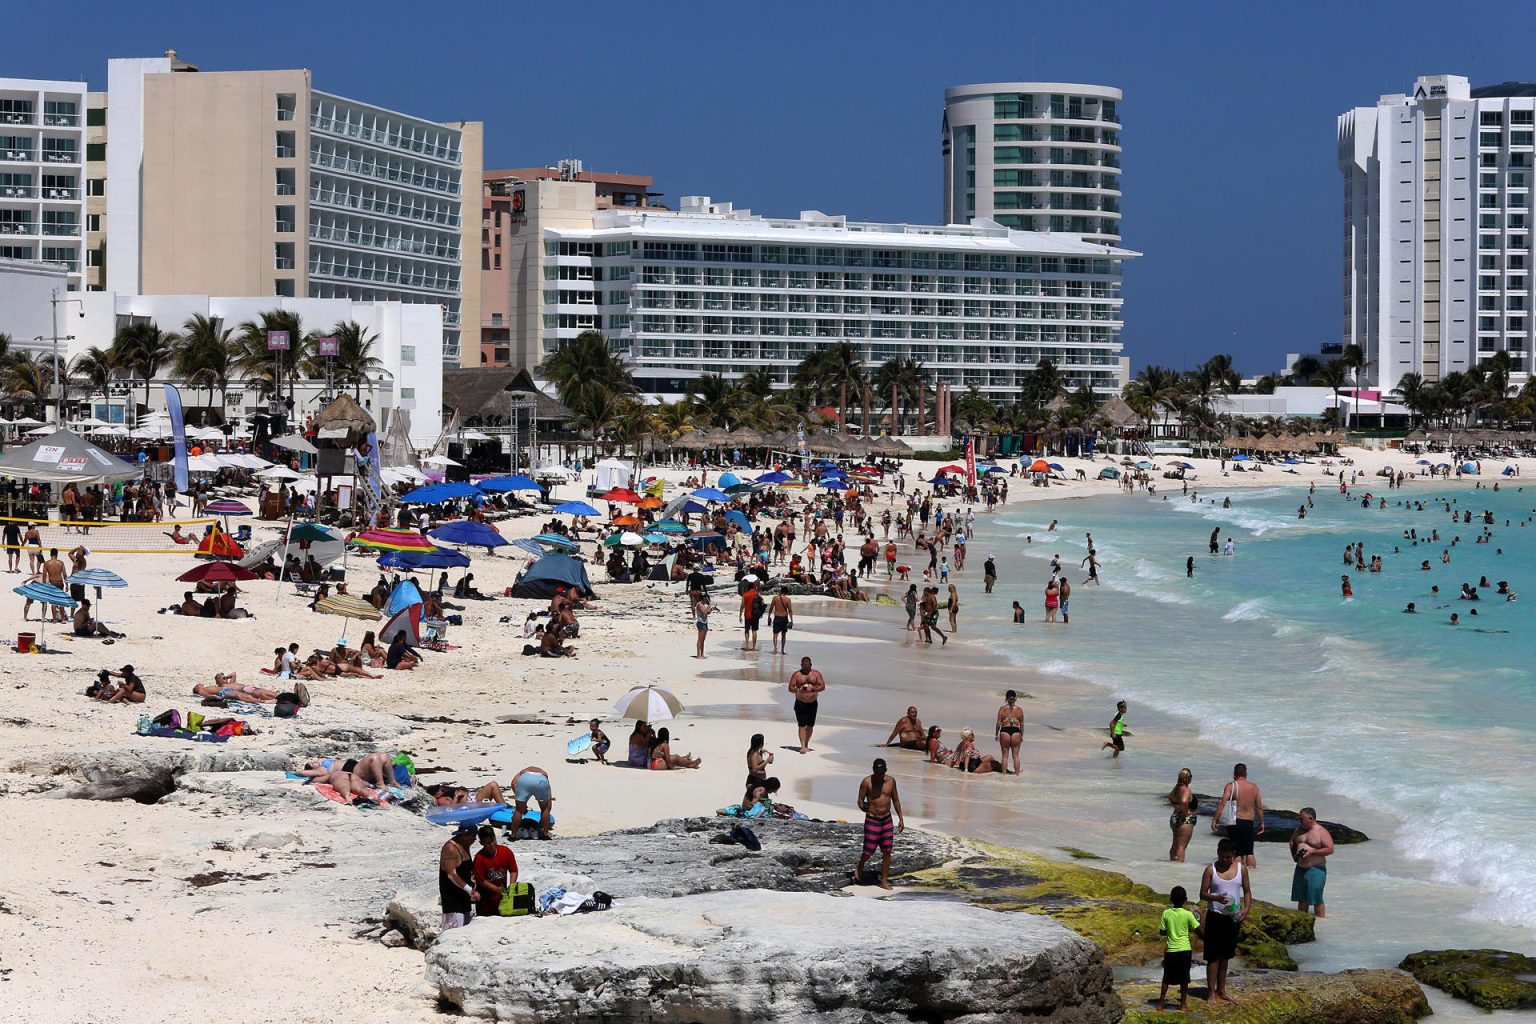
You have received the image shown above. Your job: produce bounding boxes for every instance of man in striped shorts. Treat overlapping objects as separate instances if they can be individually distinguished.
[855,758,905,891]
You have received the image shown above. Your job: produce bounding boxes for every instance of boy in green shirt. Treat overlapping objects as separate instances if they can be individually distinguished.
[1157,885,1203,1011]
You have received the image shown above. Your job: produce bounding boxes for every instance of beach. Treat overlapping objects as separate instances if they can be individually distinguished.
[1,447,1533,1023]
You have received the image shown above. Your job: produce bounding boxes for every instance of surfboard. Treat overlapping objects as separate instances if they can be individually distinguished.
[424,801,506,827]
[566,733,593,756]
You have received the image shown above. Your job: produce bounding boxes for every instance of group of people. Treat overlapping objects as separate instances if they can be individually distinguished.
[882,691,1026,776]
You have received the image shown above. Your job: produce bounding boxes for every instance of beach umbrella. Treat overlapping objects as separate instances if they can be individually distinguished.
[1230,454,1252,461]
[652,519,689,534]
[1135,461,1154,470]
[315,593,381,621]
[287,522,336,545]
[755,471,792,484]
[599,487,642,503]
[176,561,258,584]
[511,538,548,558]
[15,581,76,646]
[1415,459,1432,466]
[532,532,581,553]
[1028,459,1052,473]
[723,482,760,496]
[203,499,252,517]
[724,510,750,532]
[611,514,641,527]
[935,464,965,475]
[352,528,435,553]
[380,545,472,571]
[637,495,664,510]
[1047,462,1065,471]
[258,466,304,481]
[476,475,545,493]
[1282,458,1301,465]
[553,500,599,517]
[422,454,461,467]
[679,500,708,515]
[65,567,127,621]
[612,684,685,723]
[402,481,481,504]
[690,487,730,502]
[603,531,644,548]
[642,532,669,545]
[428,520,508,550]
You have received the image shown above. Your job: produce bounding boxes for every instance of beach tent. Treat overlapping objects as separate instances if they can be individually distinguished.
[195,525,245,560]
[0,428,141,484]
[1027,459,1052,473]
[510,552,594,599]
[387,578,425,614]
[1098,466,1120,479]
[1461,463,1478,474]
[592,458,633,493]
[717,472,741,488]
[724,510,750,532]
[380,604,422,645]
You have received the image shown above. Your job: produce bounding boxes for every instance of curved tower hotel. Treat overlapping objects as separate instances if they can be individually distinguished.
[941,82,1123,243]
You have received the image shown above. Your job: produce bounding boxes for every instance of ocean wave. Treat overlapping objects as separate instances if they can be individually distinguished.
[1168,500,1302,536]
[1101,575,1193,605]
[1222,598,1268,622]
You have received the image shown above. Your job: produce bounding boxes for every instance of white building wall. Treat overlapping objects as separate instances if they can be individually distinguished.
[103,56,173,295]
[0,76,88,291]
[0,256,69,354]
[72,293,442,447]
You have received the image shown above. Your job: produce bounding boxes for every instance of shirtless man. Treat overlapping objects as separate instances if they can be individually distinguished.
[1288,807,1335,917]
[41,548,68,622]
[787,656,826,754]
[1212,762,1265,868]
[854,758,905,890]
[884,706,924,749]
[769,588,793,655]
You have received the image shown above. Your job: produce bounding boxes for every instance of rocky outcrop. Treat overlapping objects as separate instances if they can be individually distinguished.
[428,890,1120,1024]
[1118,968,1430,1023]
[1191,794,1369,844]
[1399,948,1536,1011]
[899,843,1314,970]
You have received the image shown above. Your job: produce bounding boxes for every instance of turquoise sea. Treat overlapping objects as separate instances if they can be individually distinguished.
[978,480,1536,934]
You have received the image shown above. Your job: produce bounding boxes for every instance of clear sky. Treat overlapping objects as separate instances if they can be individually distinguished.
[13,0,1536,374]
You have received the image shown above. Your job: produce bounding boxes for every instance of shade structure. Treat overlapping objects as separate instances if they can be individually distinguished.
[402,481,481,504]
[553,500,599,516]
[428,520,508,549]
[510,538,548,558]
[422,454,461,467]
[287,522,337,545]
[272,434,320,455]
[723,482,759,496]
[387,578,424,614]
[531,532,581,553]
[0,428,141,484]
[510,552,595,598]
[637,495,664,509]
[380,545,472,571]
[66,568,126,590]
[352,528,435,553]
[651,519,689,534]
[258,465,304,481]
[612,684,685,723]
[15,580,76,646]
[177,561,258,584]
[315,594,382,621]
[716,472,741,488]
[690,487,730,502]
[599,487,642,503]
[724,510,750,532]
[203,499,253,517]
[195,526,245,560]
[1027,459,1052,473]
[610,514,640,527]
[476,475,545,493]
[379,604,422,646]
[603,531,644,547]
[755,471,792,484]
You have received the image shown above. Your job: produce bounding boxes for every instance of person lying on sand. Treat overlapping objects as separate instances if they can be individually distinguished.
[426,781,507,806]
[192,673,292,705]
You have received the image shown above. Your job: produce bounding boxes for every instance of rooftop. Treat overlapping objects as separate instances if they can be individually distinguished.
[1472,82,1536,99]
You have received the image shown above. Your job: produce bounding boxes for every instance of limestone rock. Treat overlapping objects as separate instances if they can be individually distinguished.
[1191,794,1369,844]
[428,890,1119,1023]
[1399,948,1536,1011]
[1119,968,1430,1023]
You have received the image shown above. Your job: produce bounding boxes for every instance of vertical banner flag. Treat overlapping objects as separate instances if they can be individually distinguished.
[163,384,189,492]
[796,421,808,459]
[964,437,977,489]
[365,431,382,500]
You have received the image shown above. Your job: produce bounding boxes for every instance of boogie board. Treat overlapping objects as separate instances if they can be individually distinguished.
[489,807,555,828]
[566,733,593,756]
[424,801,506,827]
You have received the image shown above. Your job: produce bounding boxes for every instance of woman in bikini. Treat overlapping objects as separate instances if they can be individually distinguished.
[647,727,700,770]
[952,729,1004,774]
[358,631,388,668]
[745,733,774,789]
[191,673,289,704]
[330,644,383,680]
[1168,767,1198,862]
[946,583,961,632]
[995,689,1024,775]
[925,725,958,767]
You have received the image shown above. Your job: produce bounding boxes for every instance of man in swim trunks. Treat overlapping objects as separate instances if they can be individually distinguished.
[507,766,554,841]
[854,757,904,890]
[1288,807,1334,917]
[1212,762,1265,868]
[884,706,925,749]
[769,588,793,655]
[787,657,825,754]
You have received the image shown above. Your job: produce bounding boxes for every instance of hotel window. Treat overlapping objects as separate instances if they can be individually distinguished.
[400,387,416,400]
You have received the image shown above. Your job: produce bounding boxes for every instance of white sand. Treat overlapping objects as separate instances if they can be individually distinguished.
[0,445,1516,1023]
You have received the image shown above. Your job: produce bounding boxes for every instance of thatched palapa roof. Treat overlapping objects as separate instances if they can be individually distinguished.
[441,367,572,425]
[311,394,376,447]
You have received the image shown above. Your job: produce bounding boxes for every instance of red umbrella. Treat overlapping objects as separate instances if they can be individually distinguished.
[600,488,642,503]
[936,464,965,474]
[177,561,259,584]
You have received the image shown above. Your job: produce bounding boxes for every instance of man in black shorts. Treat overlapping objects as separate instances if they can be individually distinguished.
[769,588,793,655]
[1213,762,1265,868]
[787,656,825,754]
[1,519,19,573]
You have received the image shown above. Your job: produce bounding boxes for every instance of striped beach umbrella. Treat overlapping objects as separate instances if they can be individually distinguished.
[65,567,127,621]
[203,499,252,517]
[351,528,435,553]
[15,581,76,647]
[315,593,381,620]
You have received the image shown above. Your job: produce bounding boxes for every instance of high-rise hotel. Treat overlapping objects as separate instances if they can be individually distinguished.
[0,76,89,292]
[1340,74,1536,392]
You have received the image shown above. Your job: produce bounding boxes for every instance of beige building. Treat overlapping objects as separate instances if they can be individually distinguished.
[104,53,482,366]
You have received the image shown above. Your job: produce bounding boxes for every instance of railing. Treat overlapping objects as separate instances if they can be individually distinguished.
[309,223,459,260]
[0,185,36,199]
[274,256,296,269]
[309,185,460,228]
[40,186,79,200]
[274,220,295,233]
[41,222,78,235]
[42,150,79,164]
[0,223,35,235]
[1,149,37,162]
[43,113,79,127]
[310,114,461,164]
[310,149,458,195]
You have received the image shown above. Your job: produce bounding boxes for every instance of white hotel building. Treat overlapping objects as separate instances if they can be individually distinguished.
[506,184,1134,402]
[0,77,87,293]
[1340,74,1536,393]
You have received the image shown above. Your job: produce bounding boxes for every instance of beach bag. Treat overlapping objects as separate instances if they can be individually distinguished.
[751,594,766,618]
[151,709,181,729]
[274,696,300,719]
[186,711,206,733]
[498,882,535,917]
[1217,784,1239,827]
[391,753,416,788]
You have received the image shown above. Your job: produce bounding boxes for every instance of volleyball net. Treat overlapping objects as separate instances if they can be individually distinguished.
[0,515,223,555]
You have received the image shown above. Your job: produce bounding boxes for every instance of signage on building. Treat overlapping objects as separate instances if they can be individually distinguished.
[511,189,526,219]
[1413,83,1447,100]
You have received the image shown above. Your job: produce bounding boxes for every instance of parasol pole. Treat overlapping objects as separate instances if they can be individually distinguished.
[274,508,295,608]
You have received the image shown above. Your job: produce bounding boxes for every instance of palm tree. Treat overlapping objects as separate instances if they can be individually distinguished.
[234,310,314,402]
[327,321,386,400]
[1312,359,1351,427]
[538,330,635,427]
[69,346,120,417]
[109,320,173,413]
[652,400,696,440]
[0,332,17,370]
[5,354,53,418]
[169,314,233,411]
[1289,355,1322,387]
[1438,371,1475,427]
[1020,357,1065,409]
[688,373,745,429]
[1125,365,1183,437]
[738,367,774,400]
[1339,344,1374,427]
[874,357,925,435]
[952,386,996,435]
[1390,372,1428,428]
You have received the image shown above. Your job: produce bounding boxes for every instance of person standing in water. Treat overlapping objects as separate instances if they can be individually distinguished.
[995,689,1024,774]
[1100,700,1128,757]
[1167,767,1197,862]
[787,657,826,754]
[1288,807,1335,918]
[1209,527,1220,555]
[854,757,904,890]
[1199,837,1250,1004]
[1213,762,1264,868]
[1186,556,1196,578]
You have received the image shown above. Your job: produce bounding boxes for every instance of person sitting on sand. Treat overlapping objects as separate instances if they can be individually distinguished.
[90,665,145,704]
[386,632,420,670]
[951,728,1004,773]
[925,725,958,767]
[296,754,393,803]
[648,727,701,770]
[192,673,290,704]
[330,643,384,679]
[884,706,926,750]
[628,721,655,767]
[165,524,195,545]
[71,598,120,638]
[538,626,576,658]
[174,591,202,616]
[358,630,386,668]
[742,776,781,815]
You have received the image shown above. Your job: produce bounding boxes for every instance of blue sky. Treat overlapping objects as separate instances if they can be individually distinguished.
[14,0,1536,374]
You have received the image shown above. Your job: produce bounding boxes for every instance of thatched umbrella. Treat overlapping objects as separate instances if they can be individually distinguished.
[879,435,913,455]
[672,429,709,451]
[701,427,731,447]
[807,433,842,455]
[728,427,765,447]
[311,394,376,447]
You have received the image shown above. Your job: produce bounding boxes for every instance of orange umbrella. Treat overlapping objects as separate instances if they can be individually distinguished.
[611,514,640,527]
[637,496,663,510]
[1028,459,1051,473]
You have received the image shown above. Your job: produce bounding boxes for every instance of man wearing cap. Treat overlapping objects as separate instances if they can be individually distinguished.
[855,758,905,890]
[439,823,479,931]
[984,556,998,594]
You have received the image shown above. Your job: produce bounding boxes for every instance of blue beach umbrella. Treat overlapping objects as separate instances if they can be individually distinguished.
[1048,462,1065,471]
[15,581,76,646]
[1415,459,1432,466]
[755,471,792,484]
[553,500,600,517]
[511,538,548,558]
[429,520,509,550]
[1282,458,1300,465]
[476,475,545,493]
[380,545,472,571]
[532,532,581,552]
[680,500,708,515]
[652,519,689,534]
[1230,454,1252,461]
[642,532,669,544]
[65,567,127,620]
[691,487,730,502]
[724,510,750,531]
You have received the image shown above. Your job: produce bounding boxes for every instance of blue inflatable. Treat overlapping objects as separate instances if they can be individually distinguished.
[424,801,505,827]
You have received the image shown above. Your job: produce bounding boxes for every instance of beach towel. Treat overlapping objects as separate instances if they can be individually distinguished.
[144,727,228,743]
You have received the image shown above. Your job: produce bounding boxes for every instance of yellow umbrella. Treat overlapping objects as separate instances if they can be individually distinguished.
[314,594,381,641]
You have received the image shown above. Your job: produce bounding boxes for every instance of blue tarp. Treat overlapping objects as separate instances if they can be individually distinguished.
[510,552,595,599]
